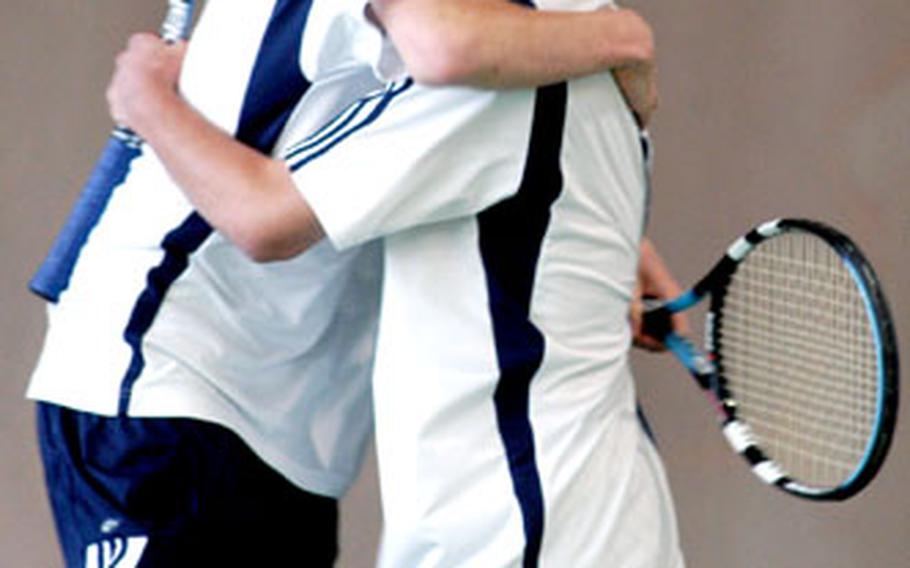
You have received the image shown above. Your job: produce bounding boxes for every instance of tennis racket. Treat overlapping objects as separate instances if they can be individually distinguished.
[643,218,899,501]
[29,0,197,302]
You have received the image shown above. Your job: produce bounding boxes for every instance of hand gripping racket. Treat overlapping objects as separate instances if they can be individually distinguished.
[643,218,899,500]
[29,0,197,302]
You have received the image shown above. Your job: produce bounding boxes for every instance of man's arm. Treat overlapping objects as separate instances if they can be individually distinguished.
[108,35,323,262]
[371,0,658,124]
[369,0,654,88]
[629,238,689,352]
[108,2,658,262]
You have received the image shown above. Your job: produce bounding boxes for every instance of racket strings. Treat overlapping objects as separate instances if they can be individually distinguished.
[719,336,872,404]
[723,364,875,427]
[717,232,879,489]
[719,321,876,403]
[730,390,873,455]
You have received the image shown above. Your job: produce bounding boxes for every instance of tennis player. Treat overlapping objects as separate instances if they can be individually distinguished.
[103,1,685,566]
[29,0,668,566]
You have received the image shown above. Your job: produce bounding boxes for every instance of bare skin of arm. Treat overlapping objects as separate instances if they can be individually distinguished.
[107,1,658,261]
[629,238,690,352]
[370,0,658,128]
[371,0,659,124]
[369,0,654,86]
[108,37,320,262]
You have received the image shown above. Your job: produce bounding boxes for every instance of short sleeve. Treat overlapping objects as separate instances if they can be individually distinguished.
[300,0,406,84]
[282,82,537,250]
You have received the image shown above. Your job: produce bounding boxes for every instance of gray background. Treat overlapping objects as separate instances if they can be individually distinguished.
[2,1,908,566]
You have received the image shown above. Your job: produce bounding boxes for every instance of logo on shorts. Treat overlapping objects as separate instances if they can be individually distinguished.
[84,536,148,568]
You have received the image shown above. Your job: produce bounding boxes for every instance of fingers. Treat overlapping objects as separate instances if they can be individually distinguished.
[127,31,161,50]
[118,33,187,69]
[631,238,689,352]
[613,63,658,128]
[106,33,187,130]
[629,285,669,352]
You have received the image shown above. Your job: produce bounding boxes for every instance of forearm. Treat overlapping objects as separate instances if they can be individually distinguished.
[637,237,679,298]
[631,237,688,350]
[370,0,654,87]
[133,91,322,261]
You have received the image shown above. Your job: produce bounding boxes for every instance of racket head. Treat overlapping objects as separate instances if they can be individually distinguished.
[707,218,899,500]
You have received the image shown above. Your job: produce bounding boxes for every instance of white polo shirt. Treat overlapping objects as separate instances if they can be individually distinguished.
[28,0,389,498]
[282,1,685,565]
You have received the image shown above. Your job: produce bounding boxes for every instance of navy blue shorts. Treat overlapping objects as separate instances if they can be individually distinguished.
[37,403,339,567]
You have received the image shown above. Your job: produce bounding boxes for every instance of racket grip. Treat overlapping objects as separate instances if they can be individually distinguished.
[160,0,196,43]
[29,135,143,302]
[663,333,715,390]
[29,1,197,303]
[641,303,673,341]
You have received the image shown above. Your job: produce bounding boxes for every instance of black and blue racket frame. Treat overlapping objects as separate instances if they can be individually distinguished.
[644,218,899,501]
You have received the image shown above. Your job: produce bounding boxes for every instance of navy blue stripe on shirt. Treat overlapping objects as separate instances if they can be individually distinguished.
[236,0,313,150]
[118,0,313,414]
[287,79,414,172]
[283,87,387,160]
[119,213,211,413]
[284,97,371,161]
[477,82,568,568]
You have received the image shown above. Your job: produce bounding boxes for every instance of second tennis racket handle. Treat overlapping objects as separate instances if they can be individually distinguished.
[29,136,143,301]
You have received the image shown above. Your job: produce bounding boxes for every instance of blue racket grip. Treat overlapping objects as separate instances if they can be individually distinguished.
[29,135,142,302]
[29,1,196,302]
[664,332,716,390]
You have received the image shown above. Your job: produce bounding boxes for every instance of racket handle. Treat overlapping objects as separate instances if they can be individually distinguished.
[160,0,196,42]
[641,300,673,340]
[28,1,196,302]
[112,0,196,148]
[29,136,143,301]
[663,332,715,390]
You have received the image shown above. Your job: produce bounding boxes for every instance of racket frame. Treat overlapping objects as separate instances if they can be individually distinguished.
[644,218,899,501]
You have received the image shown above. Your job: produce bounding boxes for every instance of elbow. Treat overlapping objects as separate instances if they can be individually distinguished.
[232,164,323,262]
[230,204,324,264]
[617,10,655,66]
[399,31,479,86]
[232,225,300,263]
[406,57,465,87]
[242,244,294,264]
